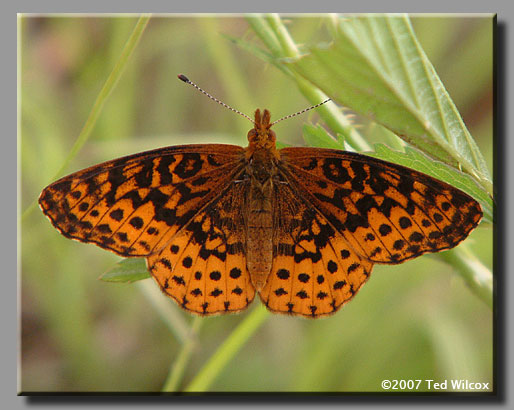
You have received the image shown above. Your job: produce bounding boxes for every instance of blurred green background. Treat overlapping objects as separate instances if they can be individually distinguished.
[20,15,493,392]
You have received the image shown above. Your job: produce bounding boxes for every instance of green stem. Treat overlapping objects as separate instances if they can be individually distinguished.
[265,14,299,57]
[184,305,269,392]
[248,14,370,152]
[437,245,492,308]
[162,316,203,392]
[246,15,283,57]
[21,15,151,222]
[136,280,191,344]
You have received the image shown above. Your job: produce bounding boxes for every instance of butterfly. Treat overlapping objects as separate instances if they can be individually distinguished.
[39,75,483,318]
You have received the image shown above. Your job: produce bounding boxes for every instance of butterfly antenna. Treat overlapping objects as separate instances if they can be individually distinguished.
[270,99,331,126]
[178,74,254,124]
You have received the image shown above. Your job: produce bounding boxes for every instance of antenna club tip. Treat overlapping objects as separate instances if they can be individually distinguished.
[177,74,190,83]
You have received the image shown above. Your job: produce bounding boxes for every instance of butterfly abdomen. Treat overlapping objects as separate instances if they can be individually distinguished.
[245,148,277,290]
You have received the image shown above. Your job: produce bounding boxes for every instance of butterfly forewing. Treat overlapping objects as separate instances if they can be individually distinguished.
[279,147,483,264]
[39,144,246,257]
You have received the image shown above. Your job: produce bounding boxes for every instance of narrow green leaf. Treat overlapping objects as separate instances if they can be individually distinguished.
[287,14,492,197]
[368,143,493,224]
[246,15,283,57]
[99,258,150,283]
[221,33,287,75]
[53,15,151,179]
[22,15,151,222]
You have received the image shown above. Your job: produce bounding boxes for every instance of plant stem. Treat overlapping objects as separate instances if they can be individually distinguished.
[136,280,192,344]
[184,305,269,392]
[438,245,492,308]
[161,316,203,392]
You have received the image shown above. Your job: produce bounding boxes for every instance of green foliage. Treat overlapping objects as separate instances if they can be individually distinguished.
[290,16,491,197]
[301,123,345,150]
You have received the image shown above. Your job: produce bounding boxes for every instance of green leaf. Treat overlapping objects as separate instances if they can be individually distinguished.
[287,14,492,197]
[302,123,345,150]
[99,258,150,283]
[368,143,493,224]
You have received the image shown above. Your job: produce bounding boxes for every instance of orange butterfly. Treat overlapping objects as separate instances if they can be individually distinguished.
[39,75,482,318]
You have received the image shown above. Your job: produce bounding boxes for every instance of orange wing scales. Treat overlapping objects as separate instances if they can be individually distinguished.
[39,109,483,318]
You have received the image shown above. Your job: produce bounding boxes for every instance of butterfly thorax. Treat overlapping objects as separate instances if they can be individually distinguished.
[244,109,280,290]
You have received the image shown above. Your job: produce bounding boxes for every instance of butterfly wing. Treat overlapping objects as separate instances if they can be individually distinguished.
[39,144,246,257]
[147,176,255,315]
[258,180,373,318]
[279,147,483,264]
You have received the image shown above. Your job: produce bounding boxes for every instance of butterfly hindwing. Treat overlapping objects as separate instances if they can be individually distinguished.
[147,176,256,315]
[279,147,483,264]
[259,181,373,318]
[39,144,245,257]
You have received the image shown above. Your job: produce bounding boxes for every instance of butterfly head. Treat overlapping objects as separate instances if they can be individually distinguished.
[247,109,277,151]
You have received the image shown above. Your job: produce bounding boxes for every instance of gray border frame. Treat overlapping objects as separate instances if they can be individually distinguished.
[11,0,511,408]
